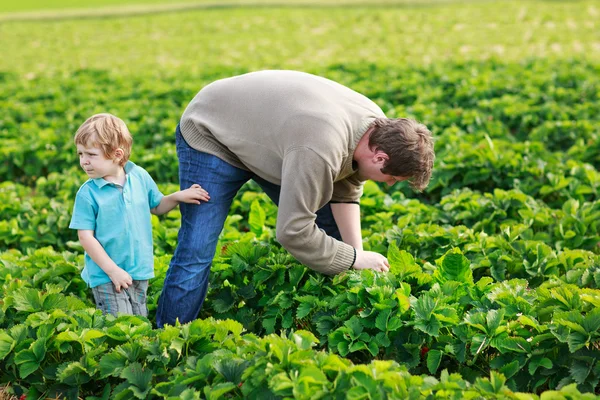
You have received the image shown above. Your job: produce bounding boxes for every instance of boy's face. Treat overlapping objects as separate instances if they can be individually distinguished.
[77,144,122,180]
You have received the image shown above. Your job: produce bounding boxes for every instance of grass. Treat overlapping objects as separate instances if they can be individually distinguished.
[1,0,598,77]
[0,0,484,14]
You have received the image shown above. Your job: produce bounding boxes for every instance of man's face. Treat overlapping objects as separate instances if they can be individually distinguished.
[356,150,408,186]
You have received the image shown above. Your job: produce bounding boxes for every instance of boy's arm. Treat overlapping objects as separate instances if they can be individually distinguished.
[151,184,210,216]
[78,230,132,292]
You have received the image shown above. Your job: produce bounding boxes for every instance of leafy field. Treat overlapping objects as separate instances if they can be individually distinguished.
[1,0,600,398]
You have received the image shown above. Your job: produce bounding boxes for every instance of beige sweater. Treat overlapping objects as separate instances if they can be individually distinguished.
[180,70,385,275]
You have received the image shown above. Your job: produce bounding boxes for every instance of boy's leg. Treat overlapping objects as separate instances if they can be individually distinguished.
[252,176,342,241]
[128,280,149,317]
[156,126,252,328]
[92,282,134,317]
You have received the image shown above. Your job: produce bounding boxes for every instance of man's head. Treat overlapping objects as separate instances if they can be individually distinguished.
[74,113,133,167]
[356,118,434,191]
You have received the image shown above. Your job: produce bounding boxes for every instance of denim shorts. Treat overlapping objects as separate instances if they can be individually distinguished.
[92,280,149,317]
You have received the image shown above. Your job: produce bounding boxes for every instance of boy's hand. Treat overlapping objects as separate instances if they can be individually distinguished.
[352,249,390,273]
[178,184,210,204]
[108,267,133,293]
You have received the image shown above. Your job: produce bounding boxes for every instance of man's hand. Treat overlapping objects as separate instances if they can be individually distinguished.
[107,267,133,293]
[177,184,210,204]
[352,249,390,273]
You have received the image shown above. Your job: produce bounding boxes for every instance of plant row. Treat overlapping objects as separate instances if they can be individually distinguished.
[1,242,599,394]
[1,60,598,187]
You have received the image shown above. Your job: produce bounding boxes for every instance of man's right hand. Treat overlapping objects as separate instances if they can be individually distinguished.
[108,267,133,293]
[352,249,390,273]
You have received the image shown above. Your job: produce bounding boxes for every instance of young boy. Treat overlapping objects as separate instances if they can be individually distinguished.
[69,113,210,317]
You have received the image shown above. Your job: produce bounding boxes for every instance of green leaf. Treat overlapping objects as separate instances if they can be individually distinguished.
[99,351,128,378]
[427,349,442,374]
[367,341,379,357]
[582,308,600,333]
[499,359,520,379]
[281,310,293,329]
[17,360,39,380]
[375,309,391,331]
[248,200,266,235]
[345,316,364,339]
[0,331,15,360]
[395,290,410,314]
[262,317,277,334]
[486,309,505,336]
[349,341,367,353]
[12,288,42,312]
[32,336,46,360]
[120,362,152,399]
[567,332,588,353]
[214,357,249,384]
[56,361,92,386]
[388,243,421,280]
[337,341,350,356]
[529,357,553,375]
[82,329,105,342]
[387,317,402,332]
[42,293,68,310]
[569,361,591,384]
[212,288,235,314]
[296,302,313,319]
[205,382,237,400]
[415,316,441,337]
[288,266,306,287]
[434,248,473,284]
[292,330,318,350]
[14,338,46,379]
[270,372,294,395]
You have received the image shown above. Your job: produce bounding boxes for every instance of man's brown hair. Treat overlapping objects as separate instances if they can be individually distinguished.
[368,118,435,192]
[74,113,133,167]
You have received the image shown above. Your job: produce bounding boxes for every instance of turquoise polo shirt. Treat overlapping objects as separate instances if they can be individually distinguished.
[69,161,164,288]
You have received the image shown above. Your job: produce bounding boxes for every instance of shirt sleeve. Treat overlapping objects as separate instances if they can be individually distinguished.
[69,190,97,230]
[141,168,164,209]
[276,147,355,276]
[331,173,364,203]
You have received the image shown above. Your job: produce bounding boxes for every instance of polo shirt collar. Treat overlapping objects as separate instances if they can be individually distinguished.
[91,161,136,188]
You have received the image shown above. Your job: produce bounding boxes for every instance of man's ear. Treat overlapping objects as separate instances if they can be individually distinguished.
[373,150,389,165]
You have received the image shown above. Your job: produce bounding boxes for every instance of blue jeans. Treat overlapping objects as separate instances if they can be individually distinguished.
[155,125,341,327]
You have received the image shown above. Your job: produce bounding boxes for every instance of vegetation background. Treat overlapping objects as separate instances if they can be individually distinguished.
[1,0,599,398]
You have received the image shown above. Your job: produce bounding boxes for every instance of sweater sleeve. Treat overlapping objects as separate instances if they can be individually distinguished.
[276,147,355,276]
[331,174,364,203]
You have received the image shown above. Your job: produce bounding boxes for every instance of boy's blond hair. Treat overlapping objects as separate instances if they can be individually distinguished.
[74,113,133,167]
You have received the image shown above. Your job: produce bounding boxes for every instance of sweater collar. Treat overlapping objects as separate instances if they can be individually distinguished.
[338,117,375,180]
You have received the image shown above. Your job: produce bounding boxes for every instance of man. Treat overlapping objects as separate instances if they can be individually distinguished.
[156,70,434,328]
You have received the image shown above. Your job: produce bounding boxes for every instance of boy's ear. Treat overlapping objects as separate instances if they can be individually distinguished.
[113,148,124,160]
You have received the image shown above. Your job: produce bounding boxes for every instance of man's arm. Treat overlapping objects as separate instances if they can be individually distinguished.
[330,202,363,250]
[330,202,389,272]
